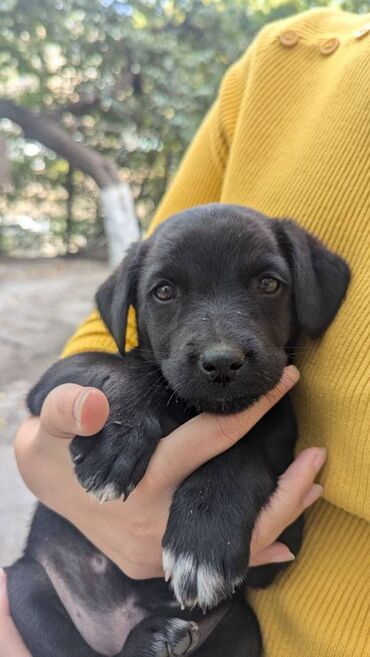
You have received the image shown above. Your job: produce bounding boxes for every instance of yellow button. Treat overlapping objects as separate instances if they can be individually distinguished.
[320,37,340,55]
[354,23,370,40]
[280,30,299,47]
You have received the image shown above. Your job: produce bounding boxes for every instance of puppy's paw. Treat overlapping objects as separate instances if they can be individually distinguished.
[151,619,199,657]
[69,412,162,501]
[162,514,248,611]
[162,550,244,612]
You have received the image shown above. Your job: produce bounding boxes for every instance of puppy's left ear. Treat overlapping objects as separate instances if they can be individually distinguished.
[274,220,350,338]
[95,240,146,354]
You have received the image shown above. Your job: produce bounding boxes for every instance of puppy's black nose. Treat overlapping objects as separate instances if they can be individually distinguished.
[200,346,245,383]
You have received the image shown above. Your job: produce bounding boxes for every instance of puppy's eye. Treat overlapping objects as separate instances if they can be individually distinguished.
[259,276,281,294]
[153,282,175,302]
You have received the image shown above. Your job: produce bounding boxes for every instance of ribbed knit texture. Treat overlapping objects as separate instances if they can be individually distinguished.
[62,9,370,655]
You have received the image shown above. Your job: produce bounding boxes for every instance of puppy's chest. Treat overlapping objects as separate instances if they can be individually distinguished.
[40,552,222,656]
[40,554,148,656]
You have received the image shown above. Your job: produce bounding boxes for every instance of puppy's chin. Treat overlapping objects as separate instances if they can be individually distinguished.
[166,373,284,415]
[192,395,260,415]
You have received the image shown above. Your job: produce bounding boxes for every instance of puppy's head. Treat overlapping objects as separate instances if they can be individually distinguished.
[96,204,350,413]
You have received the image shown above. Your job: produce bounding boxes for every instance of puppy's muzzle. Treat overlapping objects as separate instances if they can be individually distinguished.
[199,344,245,386]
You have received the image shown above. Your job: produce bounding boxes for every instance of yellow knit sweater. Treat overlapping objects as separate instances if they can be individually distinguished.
[62,9,370,656]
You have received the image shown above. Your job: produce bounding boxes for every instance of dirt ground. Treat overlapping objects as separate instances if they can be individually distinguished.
[0,256,108,566]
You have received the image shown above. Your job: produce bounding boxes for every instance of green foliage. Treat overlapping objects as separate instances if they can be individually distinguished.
[0,0,366,254]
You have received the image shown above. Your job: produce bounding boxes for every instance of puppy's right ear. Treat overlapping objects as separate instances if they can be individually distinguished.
[273,220,350,338]
[95,241,144,354]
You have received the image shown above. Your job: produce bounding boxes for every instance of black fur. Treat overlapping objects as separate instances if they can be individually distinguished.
[5,204,350,657]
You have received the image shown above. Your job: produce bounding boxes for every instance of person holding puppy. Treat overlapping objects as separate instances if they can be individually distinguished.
[2,7,369,657]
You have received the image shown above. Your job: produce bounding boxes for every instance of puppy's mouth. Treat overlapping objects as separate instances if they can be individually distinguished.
[163,369,284,415]
[191,394,263,414]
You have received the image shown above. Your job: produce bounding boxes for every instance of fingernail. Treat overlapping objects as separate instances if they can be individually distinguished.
[303,483,324,508]
[288,364,300,379]
[313,448,327,473]
[282,365,300,387]
[73,389,91,426]
[276,549,296,563]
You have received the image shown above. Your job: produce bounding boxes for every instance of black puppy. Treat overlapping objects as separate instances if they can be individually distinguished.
[6,205,350,657]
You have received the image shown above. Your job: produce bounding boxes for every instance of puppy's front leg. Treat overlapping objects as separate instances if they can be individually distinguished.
[162,437,277,611]
[27,351,167,501]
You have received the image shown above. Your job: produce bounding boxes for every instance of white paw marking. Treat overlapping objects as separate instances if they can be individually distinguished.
[172,554,197,609]
[168,618,190,631]
[163,549,246,611]
[162,548,175,580]
[94,482,119,503]
[196,564,227,610]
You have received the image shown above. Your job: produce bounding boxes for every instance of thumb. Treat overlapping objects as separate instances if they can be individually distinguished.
[143,365,299,493]
[14,385,110,493]
[38,384,110,439]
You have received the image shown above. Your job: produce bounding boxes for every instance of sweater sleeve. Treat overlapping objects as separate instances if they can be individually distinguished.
[61,48,253,358]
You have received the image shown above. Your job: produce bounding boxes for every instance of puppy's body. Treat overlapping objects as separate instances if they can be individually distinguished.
[5,205,350,657]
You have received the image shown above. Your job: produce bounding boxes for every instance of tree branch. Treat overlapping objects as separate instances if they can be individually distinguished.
[0,98,119,188]
[41,70,142,121]
[43,94,100,120]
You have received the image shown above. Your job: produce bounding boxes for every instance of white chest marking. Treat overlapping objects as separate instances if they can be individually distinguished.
[41,558,146,656]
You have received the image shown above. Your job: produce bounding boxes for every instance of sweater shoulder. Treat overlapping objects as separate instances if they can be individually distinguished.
[219,8,367,90]
[255,7,369,46]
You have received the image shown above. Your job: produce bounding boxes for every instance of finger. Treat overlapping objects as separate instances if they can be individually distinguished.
[251,447,326,553]
[39,384,110,439]
[143,365,299,492]
[0,570,31,657]
[249,541,295,567]
[302,482,324,508]
[0,570,10,616]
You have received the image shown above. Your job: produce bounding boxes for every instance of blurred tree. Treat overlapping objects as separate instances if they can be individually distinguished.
[0,0,366,256]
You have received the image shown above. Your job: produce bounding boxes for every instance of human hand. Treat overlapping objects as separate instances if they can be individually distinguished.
[14,365,325,580]
[0,570,31,657]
